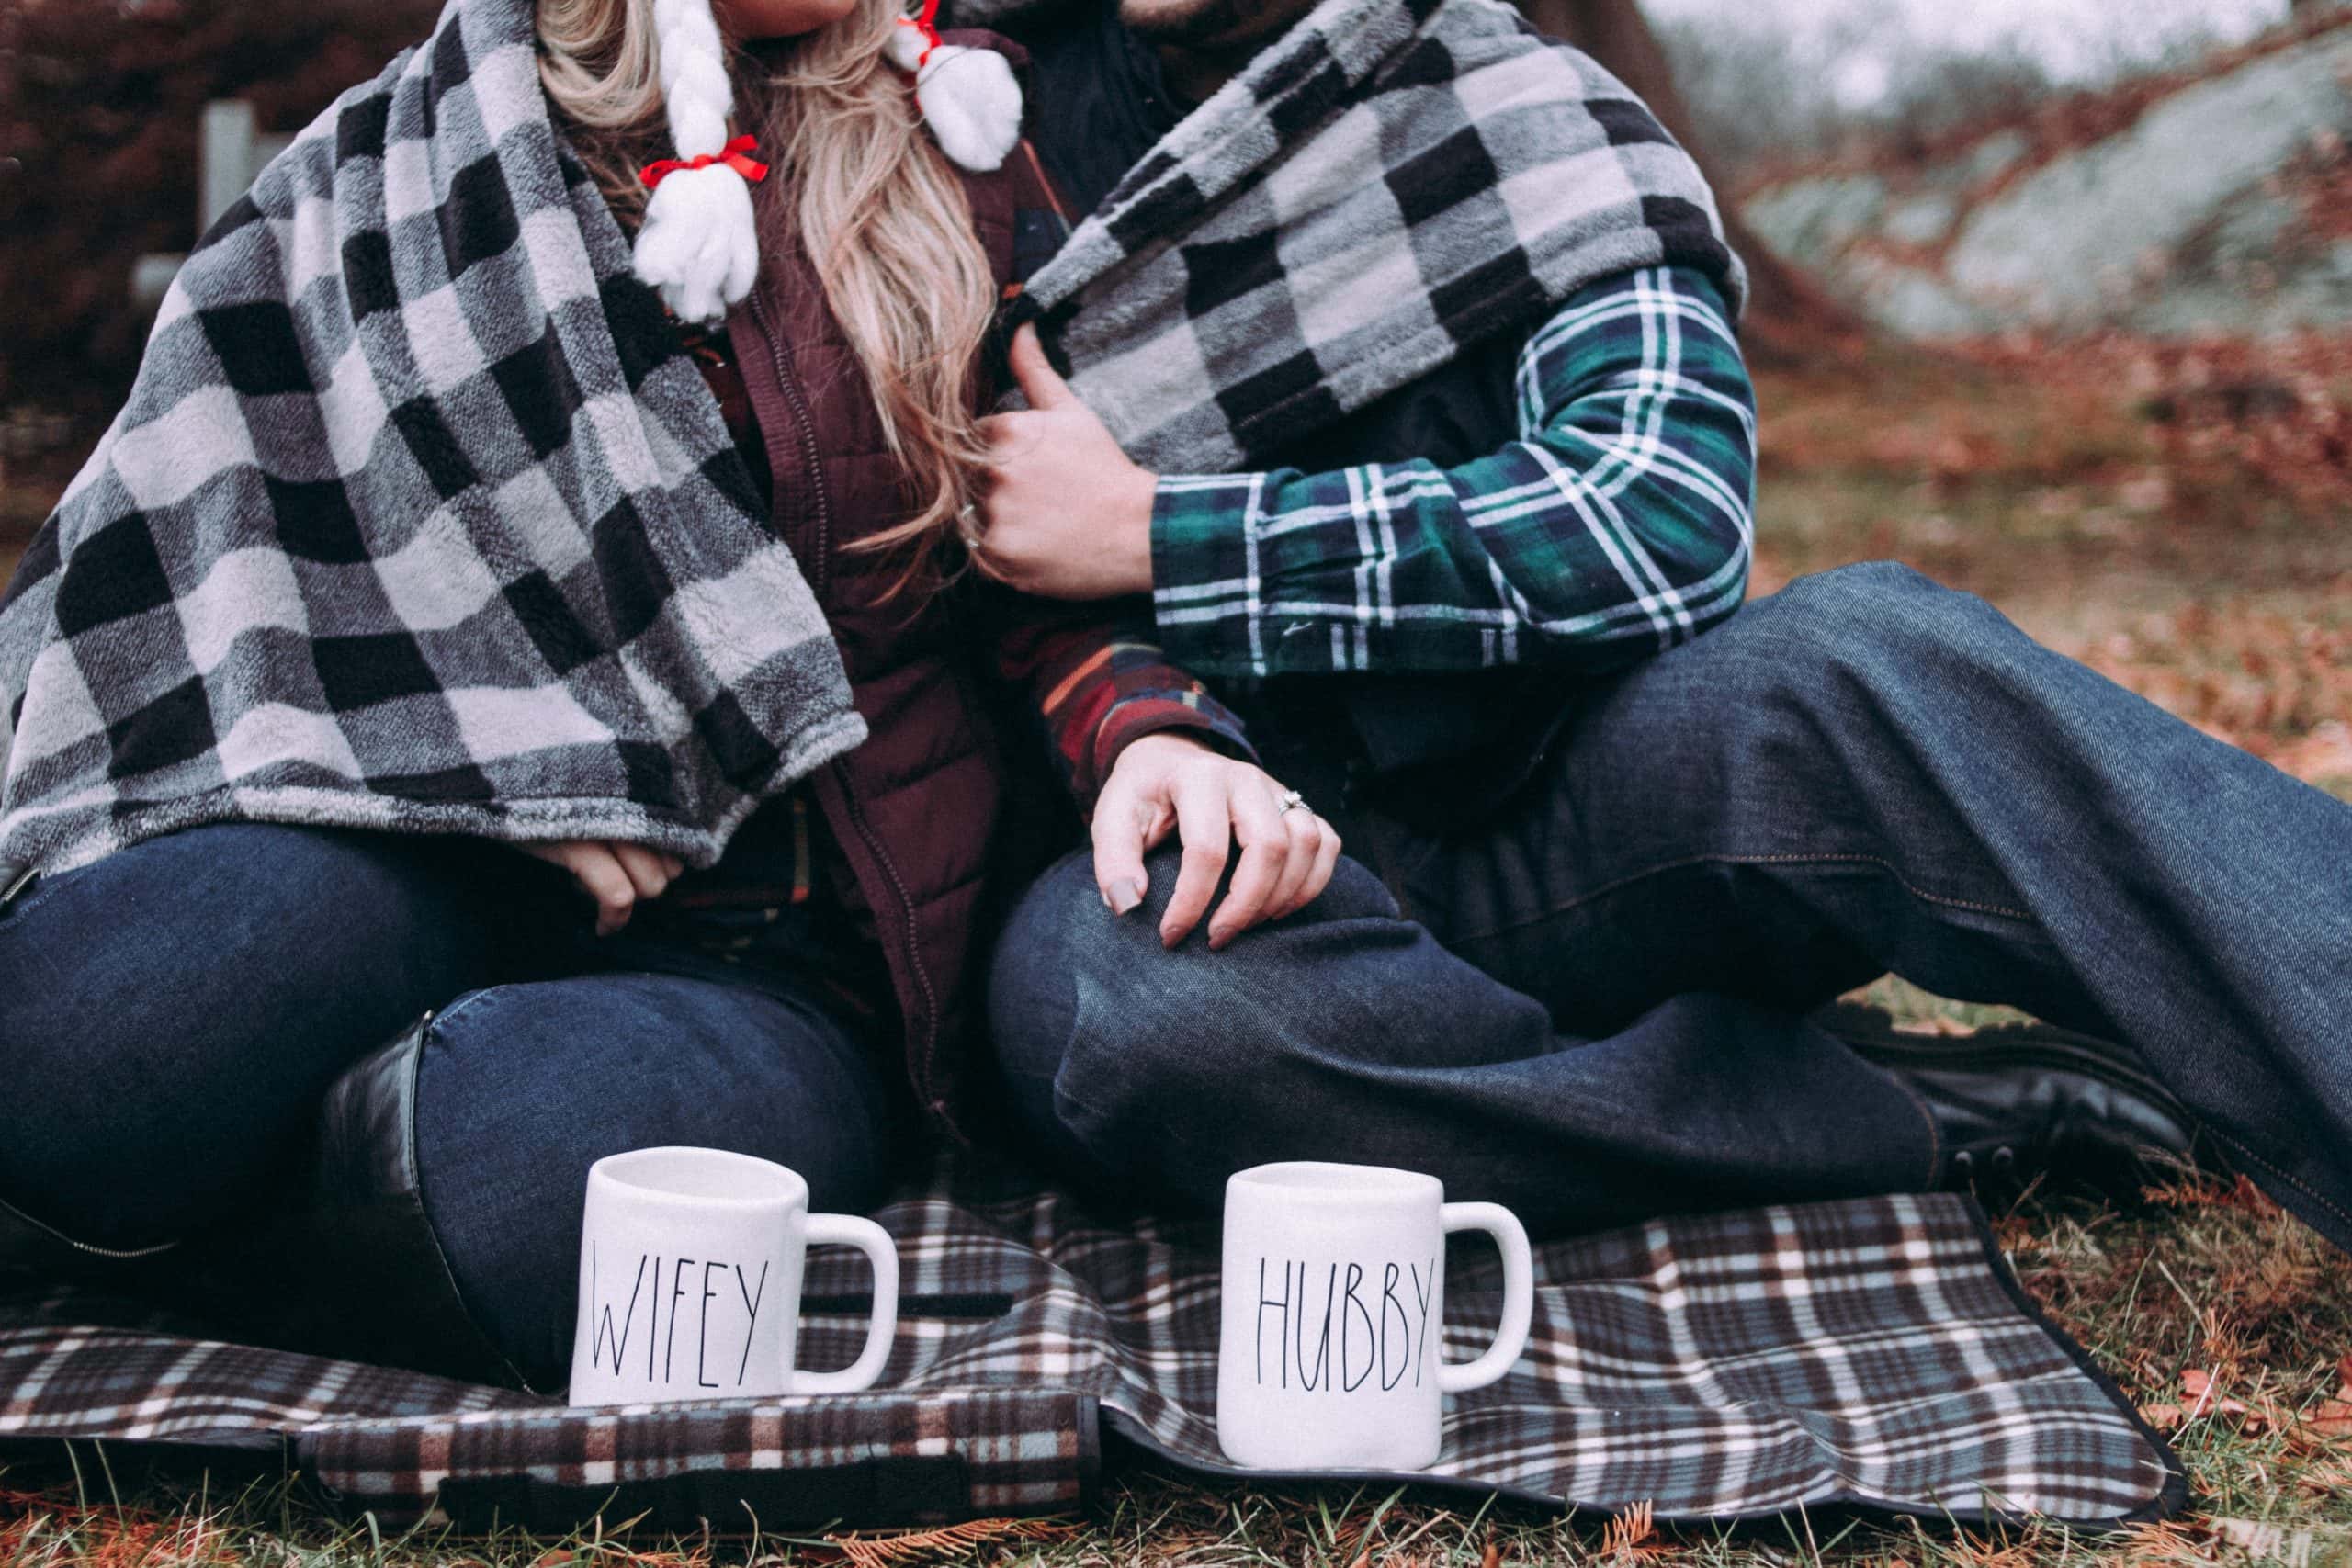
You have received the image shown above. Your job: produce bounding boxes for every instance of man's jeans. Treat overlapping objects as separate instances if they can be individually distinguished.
[989,563,2352,1250]
[0,825,894,1387]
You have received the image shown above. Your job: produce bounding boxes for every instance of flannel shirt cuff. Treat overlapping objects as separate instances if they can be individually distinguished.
[1151,471,1274,674]
[1154,468,1399,677]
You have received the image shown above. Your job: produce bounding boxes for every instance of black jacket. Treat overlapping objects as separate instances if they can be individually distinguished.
[991,0,1591,831]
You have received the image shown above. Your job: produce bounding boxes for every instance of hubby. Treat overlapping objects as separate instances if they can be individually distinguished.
[966,0,2352,1248]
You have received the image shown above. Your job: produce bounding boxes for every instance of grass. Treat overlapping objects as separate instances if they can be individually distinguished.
[8,1176,2352,1568]
[4,332,2352,1562]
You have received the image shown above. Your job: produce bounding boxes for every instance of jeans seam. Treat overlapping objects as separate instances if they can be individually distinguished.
[1049,973,1215,1169]
[2215,1134,2352,1235]
[410,1005,539,1393]
[1446,851,2038,948]
[1883,1063,1945,1190]
[0,870,72,929]
[424,985,508,1040]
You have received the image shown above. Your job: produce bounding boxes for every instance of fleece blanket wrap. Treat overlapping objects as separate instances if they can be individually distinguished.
[0,0,865,879]
[0,0,1741,877]
[1004,0,1749,472]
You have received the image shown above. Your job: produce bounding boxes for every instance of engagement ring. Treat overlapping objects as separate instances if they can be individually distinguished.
[1276,789,1308,816]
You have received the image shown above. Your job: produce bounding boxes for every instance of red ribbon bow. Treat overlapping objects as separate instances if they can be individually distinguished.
[895,0,944,69]
[639,134,771,193]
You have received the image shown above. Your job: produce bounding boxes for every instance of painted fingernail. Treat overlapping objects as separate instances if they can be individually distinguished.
[1110,878,1143,915]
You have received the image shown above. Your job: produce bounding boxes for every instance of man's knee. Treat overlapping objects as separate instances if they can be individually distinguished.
[1708,562,2022,722]
[1758,561,1997,661]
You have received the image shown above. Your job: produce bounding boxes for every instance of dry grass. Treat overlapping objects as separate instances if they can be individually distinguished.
[4,333,2352,1560]
[1748,332,2352,801]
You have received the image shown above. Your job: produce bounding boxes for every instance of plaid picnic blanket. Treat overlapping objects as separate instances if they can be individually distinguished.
[0,1177,2182,1532]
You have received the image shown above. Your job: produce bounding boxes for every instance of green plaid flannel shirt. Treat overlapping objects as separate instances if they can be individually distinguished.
[1148,265,1756,677]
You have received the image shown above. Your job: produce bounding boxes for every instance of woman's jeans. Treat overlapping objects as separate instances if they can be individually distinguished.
[990,564,2352,1250]
[0,825,894,1388]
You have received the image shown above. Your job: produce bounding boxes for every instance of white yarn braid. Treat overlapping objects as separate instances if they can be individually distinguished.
[653,0,734,156]
[632,0,1028,320]
[884,23,1023,174]
[633,0,760,323]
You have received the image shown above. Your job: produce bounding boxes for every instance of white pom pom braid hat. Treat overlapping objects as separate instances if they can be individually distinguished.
[633,0,1025,323]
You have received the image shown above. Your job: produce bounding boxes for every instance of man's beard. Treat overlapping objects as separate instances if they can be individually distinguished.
[1121,0,1302,51]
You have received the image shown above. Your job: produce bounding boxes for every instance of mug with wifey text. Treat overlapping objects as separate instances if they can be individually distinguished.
[1216,1161,1533,1472]
[568,1146,899,1405]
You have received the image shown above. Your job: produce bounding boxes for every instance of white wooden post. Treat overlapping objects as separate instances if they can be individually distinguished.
[198,98,257,235]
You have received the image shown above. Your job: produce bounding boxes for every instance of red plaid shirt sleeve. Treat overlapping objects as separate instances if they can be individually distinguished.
[982,143,1255,812]
[991,596,1257,812]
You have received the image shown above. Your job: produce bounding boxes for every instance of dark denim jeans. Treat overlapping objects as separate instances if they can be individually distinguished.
[0,825,894,1387]
[989,563,2352,1250]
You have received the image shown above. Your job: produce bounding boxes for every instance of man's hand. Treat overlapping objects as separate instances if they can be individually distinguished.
[1093,732,1341,951]
[517,840,684,936]
[974,325,1158,600]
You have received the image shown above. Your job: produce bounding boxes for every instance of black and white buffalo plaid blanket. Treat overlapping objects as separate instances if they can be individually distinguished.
[0,1175,2181,1533]
[1002,0,1747,472]
[0,0,865,884]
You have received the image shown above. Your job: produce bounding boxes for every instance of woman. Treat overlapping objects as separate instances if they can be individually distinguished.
[0,0,1338,1390]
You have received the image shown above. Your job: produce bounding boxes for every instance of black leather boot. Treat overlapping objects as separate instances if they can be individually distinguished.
[160,1016,535,1391]
[1815,1002,2208,1202]
[281,1013,534,1388]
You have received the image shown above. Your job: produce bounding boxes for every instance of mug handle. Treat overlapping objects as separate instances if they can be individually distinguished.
[1434,1201,1533,1395]
[792,1213,900,1394]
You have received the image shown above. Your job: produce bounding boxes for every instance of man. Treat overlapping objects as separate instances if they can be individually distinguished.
[965,0,2352,1249]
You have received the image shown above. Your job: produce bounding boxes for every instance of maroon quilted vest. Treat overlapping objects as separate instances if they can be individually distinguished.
[724,107,1029,1138]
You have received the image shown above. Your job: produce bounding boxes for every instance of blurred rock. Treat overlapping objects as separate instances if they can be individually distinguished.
[1740,18,2352,338]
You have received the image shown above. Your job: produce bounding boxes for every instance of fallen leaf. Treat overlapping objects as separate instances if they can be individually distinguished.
[2180,1368,2256,1426]
[2210,1516,2352,1567]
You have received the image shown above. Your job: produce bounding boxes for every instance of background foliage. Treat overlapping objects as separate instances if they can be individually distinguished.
[0,0,439,414]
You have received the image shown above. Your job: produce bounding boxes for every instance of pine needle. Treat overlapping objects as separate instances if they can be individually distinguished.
[823,1517,1079,1568]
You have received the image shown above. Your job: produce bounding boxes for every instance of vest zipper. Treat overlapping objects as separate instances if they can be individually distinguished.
[746,283,834,592]
[825,764,946,1116]
[745,276,947,1117]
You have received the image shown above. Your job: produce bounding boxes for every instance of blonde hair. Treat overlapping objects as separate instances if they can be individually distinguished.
[537,0,995,580]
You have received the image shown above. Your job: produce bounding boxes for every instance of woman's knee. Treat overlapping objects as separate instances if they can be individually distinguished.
[0,824,495,1030]
[0,824,488,1247]
[418,976,892,1193]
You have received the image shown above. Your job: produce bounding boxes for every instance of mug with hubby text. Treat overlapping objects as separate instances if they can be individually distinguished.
[1217,1161,1533,1472]
[568,1147,899,1406]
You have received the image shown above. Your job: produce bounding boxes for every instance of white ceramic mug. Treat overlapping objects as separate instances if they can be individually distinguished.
[1216,1161,1533,1471]
[567,1146,899,1406]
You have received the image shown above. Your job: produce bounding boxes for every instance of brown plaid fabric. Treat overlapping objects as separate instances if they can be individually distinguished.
[0,1179,2182,1532]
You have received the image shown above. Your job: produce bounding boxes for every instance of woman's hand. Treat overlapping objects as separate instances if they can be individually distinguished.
[1093,733,1341,952]
[518,840,684,936]
[972,326,1158,600]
